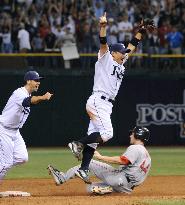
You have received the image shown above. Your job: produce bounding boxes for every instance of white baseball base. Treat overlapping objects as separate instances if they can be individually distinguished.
[0,191,31,197]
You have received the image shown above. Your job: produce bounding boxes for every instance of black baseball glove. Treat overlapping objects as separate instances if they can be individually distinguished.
[139,18,156,34]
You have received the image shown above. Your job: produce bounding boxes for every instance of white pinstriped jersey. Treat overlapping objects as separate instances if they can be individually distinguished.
[120,145,151,186]
[93,50,128,100]
[0,87,30,129]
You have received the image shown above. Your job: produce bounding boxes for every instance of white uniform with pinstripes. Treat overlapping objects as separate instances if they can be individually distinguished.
[86,50,128,148]
[0,87,30,180]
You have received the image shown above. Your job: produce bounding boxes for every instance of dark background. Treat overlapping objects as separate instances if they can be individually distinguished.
[1,72,185,147]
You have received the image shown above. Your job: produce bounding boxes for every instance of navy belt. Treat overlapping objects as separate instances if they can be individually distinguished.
[101,96,114,104]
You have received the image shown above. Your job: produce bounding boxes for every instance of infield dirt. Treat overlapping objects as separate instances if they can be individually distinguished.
[0,176,185,205]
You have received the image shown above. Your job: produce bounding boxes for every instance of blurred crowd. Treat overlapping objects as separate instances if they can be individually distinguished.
[0,0,185,55]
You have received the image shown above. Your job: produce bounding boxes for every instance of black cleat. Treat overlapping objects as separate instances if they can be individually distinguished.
[75,169,91,184]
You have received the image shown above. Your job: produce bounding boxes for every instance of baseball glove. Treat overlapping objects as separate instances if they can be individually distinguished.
[139,18,156,33]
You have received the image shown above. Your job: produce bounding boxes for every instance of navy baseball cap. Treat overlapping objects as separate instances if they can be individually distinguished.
[110,43,131,54]
[24,71,44,81]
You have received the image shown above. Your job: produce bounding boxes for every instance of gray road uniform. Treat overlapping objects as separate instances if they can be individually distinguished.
[0,87,30,180]
[86,50,128,148]
[61,144,151,193]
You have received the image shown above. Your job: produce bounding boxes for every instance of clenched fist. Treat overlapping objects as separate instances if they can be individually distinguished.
[42,92,53,100]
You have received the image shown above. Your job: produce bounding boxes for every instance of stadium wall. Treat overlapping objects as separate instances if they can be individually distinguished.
[0,73,185,146]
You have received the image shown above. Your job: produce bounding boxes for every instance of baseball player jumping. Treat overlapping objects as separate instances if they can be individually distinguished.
[67,13,155,183]
[48,126,151,195]
[0,71,53,182]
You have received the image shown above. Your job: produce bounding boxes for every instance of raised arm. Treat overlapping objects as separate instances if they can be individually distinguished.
[99,12,109,57]
[127,19,156,55]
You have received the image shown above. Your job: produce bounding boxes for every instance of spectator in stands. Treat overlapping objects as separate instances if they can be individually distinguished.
[25,15,38,42]
[158,19,172,54]
[67,15,76,35]
[166,26,184,70]
[170,8,180,26]
[107,18,118,45]
[150,2,160,27]
[0,11,12,30]
[1,26,13,53]
[93,0,105,19]
[52,23,64,41]
[17,22,31,53]
[166,26,184,54]
[147,30,160,69]
[127,1,135,24]
[91,20,99,52]
[55,26,75,49]
[39,14,50,39]
[31,31,44,52]
[80,22,93,69]
[47,1,62,28]
[44,28,57,68]
[0,0,184,72]
[80,22,93,52]
[148,30,160,55]
[44,29,56,51]
[105,1,120,19]
[62,18,75,35]
[118,14,133,43]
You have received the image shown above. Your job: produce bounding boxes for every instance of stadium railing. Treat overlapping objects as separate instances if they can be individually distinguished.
[0,53,184,74]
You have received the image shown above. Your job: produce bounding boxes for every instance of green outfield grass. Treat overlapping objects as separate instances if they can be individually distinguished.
[7,147,185,179]
[5,147,185,205]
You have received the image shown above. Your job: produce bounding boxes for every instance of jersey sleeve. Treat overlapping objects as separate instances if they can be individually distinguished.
[22,96,32,107]
[121,145,138,164]
[98,50,112,62]
[120,155,130,165]
[13,89,28,106]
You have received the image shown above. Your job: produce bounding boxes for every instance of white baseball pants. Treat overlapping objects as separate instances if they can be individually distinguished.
[0,124,28,181]
[86,93,113,149]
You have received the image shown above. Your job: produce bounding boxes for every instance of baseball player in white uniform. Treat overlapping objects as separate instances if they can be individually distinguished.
[67,13,155,183]
[0,71,53,182]
[48,126,151,195]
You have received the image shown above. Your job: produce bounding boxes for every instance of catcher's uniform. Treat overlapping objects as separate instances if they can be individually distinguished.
[0,87,30,180]
[86,50,128,148]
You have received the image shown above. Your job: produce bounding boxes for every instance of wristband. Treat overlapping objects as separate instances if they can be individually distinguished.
[99,36,107,44]
[130,37,140,47]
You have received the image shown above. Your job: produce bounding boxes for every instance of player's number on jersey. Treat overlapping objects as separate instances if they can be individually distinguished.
[140,160,150,174]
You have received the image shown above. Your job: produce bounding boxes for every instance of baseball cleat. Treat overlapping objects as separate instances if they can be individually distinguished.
[47,164,66,185]
[91,185,113,195]
[75,169,91,184]
[68,141,83,161]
